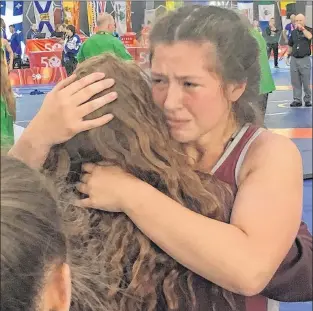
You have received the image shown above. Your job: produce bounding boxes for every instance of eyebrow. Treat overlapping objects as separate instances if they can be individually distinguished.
[150,72,203,80]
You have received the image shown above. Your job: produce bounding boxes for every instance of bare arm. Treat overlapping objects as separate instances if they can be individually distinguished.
[122,133,303,296]
[302,27,312,40]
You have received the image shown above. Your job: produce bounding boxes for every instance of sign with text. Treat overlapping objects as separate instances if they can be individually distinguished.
[29,51,63,68]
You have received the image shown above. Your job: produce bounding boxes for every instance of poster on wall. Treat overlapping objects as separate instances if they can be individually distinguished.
[258,4,275,21]
[237,1,254,24]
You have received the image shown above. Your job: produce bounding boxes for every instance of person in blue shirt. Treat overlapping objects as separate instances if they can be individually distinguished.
[283,14,296,43]
[9,25,22,56]
[63,25,81,76]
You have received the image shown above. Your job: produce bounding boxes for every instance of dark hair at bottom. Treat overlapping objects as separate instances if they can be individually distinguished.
[1,156,67,311]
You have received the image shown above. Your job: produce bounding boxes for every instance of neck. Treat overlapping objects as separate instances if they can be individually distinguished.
[186,113,239,171]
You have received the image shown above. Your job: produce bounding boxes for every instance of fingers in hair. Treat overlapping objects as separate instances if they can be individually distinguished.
[52,74,77,92]
[80,113,114,132]
[80,173,91,184]
[60,72,106,97]
[82,163,97,173]
[74,198,93,208]
[76,182,89,194]
[73,78,116,106]
[78,91,117,117]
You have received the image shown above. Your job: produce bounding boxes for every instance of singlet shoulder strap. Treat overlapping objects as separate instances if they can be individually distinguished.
[211,124,250,174]
[234,127,265,186]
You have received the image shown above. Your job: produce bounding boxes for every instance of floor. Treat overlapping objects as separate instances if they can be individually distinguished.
[13,58,312,311]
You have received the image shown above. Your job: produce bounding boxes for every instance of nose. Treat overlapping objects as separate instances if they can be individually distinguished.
[163,82,183,112]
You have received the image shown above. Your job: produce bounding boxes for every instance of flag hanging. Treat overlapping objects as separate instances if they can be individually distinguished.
[280,1,295,16]
[114,1,127,35]
[0,1,24,39]
[87,1,106,35]
[34,1,55,36]
[62,1,80,32]
[126,0,132,32]
[237,1,254,24]
[165,1,175,11]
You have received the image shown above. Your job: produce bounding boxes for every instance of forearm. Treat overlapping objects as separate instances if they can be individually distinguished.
[303,29,312,40]
[124,183,267,296]
[8,126,51,169]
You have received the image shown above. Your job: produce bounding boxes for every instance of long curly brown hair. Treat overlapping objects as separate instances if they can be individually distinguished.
[44,54,235,311]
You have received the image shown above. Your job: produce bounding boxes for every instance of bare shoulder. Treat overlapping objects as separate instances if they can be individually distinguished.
[238,129,302,185]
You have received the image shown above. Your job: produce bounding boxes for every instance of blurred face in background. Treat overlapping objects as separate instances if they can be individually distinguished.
[295,14,305,28]
[290,14,296,24]
[269,18,275,27]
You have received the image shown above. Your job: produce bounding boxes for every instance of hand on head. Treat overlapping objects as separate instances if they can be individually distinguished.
[26,72,117,148]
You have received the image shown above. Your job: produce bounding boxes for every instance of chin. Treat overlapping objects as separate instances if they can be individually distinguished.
[170,129,198,144]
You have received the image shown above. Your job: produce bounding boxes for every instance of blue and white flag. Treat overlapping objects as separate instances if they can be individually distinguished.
[0,1,24,39]
[34,1,55,36]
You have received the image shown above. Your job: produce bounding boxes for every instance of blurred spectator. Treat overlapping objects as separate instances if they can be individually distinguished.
[77,13,132,63]
[63,25,81,76]
[283,14,296,44]
[26,24,39,40]
[264,18,281,68]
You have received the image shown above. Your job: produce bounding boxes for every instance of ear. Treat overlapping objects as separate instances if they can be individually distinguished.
[227,82,247,103]
[42,263,71,311]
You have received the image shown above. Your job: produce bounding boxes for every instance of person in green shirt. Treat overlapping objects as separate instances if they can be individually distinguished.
[1,45,15,147]
[250,27,276,122]
[77,13,132,63]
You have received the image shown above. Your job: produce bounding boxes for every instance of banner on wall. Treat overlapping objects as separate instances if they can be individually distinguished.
[34,1,55,35]
[115,1,127,35]
[62,1,80,32]
[0,1,24,39]
[237,1,254,24]
[258,4,275,21]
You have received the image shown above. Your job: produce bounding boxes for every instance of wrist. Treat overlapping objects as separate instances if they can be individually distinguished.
[10,126,52,169]
[24,123,53,150]
[122,180,155,214]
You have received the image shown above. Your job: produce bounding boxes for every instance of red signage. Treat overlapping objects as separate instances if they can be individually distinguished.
[9,67,67,86]
[29,51,63,68]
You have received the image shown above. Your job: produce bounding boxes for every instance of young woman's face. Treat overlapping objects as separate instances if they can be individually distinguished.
[151,42,242,144]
